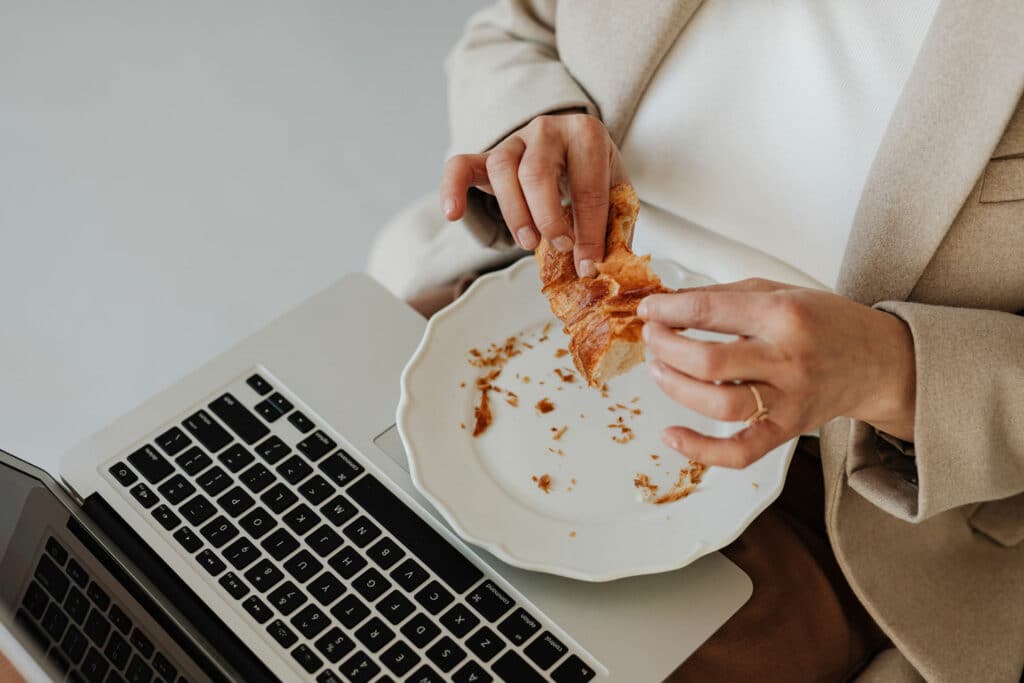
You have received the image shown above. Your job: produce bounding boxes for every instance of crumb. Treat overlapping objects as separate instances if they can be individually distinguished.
[539,380,545,385]
[571,478,577,485]
[600,383,609,398]
[616,403,628,410]
[631,408,642,416]
[523,342,534,349]
[505,391,519,407]
[532,473,552,493]
[569,530,577,538]
[536,398,555,414]
[538,322,552,343]
[557,449,564,456]
[552,425,568,441]
[555,348,569,358]
[460,423,465,430]
[650,454,660,461]
[556,386,563,391]
[579,413,585,419]
[631,396,640,403]
[459,382,466,388]
[634,473,659,499]
[554,368,576,384]
[753,482,760,490]
[608,416,635,443]
[522,375,531,383]
[515,373,520,379]
[607,406,615,412]
[472,387,493,437]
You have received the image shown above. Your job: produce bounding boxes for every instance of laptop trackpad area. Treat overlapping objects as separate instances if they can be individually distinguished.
[373,424,409,473]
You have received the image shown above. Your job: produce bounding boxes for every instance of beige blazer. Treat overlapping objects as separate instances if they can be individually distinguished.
[443,1,1024,680]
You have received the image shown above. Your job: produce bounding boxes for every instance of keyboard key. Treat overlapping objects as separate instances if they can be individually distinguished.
[266,619,298,648]
[223,538,262,570]
[318,451,364,488]
[172,527,203,553]
[328,547,367,580]
[129,483,158,509]
[351,568,390,602]
[125,653,152,683]
[321,495,358,526]
[157,475,196,506]
[14,608,48,652]
[239,463,275,493]
[60,624,88,663]
[524,631,568,670]
[441,604,480,638]
[268,392,293,414]
[35,554,70,601]
[376,590,415,625]
[260,483,298,514]
[297,431,336,462]
[45,537,68,565]
[291,643,323,674]
[425,635,465,672]
[283,503,320,536]
[330,594,370,630]
[151,504,181,531]
[244,560,284,593]
[277,455,313,485]
[217,486,255,517]
[80,646,109,682]
[390,559,429,592]
[407,665,444,683]
[83,608,110,647]
[298,474,334,505]
[348,475,483,593]
[217,443,255,473]
[314,627,355,664]
[255,435,291,464]
[453,660,493,683]
[467,581,514,622]
[177,446,212,476]
[218,571,250,599]
[183,409,232,453]
[261,528,300,561]
[127,445,174,484]
[492,650,545,683]
[210,393,269,445]
[367,537,404,570]
[317,670,344,683]
[104,631,131,669]
[414,581,453,615]
[242,596,272,624]
[109,605,132,635]
[239,506,277,539]
[41,602,69,641]
[180,494,217,526]
[340,650,379,683]
[196,549,227,576]
[401,614,441,649]
[551,654,596,682]
[66,558,88,587]
[255,398,284,423]
[308,572,346,606]
[497,608,540,646]
[153,652,177,681]
[85,582,109,611]
[23,581,49,620]
[291,603,330,639]
[268,581,307,615]
[284,549,323,584]
[466,626,505,662]
[196,466,232,496]
[306,525,344,558]
[342,517,381,548]
[155,427,191,457]
[109,462,138,487]
[288,411,314,433]
[380,640,420,676]
[200,516,239,548]
[246,374,273,395]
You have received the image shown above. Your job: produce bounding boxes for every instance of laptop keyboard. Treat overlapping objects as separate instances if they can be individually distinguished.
[104,371,599,682]
[16,535,189,683]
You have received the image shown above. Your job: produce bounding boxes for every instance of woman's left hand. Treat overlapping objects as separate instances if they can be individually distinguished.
[638,278,917,468]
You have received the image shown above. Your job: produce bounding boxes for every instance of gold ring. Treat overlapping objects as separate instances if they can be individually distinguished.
[744,384,770,425]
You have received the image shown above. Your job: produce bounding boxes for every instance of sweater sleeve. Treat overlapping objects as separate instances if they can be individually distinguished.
[845,301,1024,522]
[445,0,598,247]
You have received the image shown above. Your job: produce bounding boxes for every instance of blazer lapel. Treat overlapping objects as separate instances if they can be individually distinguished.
[837,0,1024,305]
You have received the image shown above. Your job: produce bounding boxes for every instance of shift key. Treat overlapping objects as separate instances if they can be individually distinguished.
[183,410,232,453]
[210,393,269,445]
[127,445,173,484]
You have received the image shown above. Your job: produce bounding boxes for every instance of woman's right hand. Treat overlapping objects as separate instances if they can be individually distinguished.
[440,113,629,278]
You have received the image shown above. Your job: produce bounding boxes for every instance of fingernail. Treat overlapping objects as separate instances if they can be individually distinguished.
[637,300,648,318]
[517,227,538,250]
[552,235,574,253]
[662,430,681,451]
[578,259,597,278]
[648,360,662,380]
[442,198,456,218]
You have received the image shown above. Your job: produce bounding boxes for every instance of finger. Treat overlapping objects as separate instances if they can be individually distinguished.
[440,153,492,221]
[518,122,573,253]
[648,360,778,422]
[675,278,796,294]
[484,137,538,249]
[637,290,771,336]
[662,420,790,469]
[566,117,610,276]
[643,322,772,382]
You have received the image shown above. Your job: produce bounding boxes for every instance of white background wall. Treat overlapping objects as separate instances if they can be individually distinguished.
[0,1,485,474]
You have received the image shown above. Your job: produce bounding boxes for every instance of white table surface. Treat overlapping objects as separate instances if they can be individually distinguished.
[0,1,485,478]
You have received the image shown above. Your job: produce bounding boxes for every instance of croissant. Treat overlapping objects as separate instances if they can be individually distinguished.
[535,183,669,386]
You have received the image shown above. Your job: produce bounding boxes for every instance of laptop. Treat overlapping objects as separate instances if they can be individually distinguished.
[0,272,751,682]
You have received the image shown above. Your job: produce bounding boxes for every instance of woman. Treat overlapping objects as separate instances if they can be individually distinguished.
[371,1,1024,680]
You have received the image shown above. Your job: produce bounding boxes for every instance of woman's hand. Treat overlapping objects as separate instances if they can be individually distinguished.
[440,113,628,278]
[638,278,917,468]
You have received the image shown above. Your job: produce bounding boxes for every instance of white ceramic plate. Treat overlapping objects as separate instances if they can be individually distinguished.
[398,258,796,581]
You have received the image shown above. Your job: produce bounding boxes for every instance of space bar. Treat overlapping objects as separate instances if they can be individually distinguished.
[347,474,483,593]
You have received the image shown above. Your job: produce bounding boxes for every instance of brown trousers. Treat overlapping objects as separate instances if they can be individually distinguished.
[411,275,888,683]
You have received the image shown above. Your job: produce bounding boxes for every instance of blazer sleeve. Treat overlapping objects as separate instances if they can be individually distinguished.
[845,301,1024,522]
[446,0,599,248]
